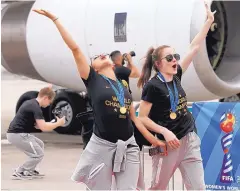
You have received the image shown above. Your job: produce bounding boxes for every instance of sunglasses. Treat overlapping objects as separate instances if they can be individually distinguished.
[160,54,180,62]
[92,53,109,61]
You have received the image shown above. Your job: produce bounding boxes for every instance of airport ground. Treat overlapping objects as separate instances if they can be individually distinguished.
[1,70,184,190]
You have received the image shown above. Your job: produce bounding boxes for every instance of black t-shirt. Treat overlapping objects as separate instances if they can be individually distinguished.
[141,65,195,141]
[7,99,44,133]
[82,67,134,143]
[114,66,132,94]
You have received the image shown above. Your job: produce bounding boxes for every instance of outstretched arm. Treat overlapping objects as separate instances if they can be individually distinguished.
[180,2,216,73]
[33,9,90,80]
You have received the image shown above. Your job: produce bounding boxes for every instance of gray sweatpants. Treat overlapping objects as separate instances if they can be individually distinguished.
[6,133,44,173]
[111,151,146,190]
[150,131,205,190]
[71,134,140,190]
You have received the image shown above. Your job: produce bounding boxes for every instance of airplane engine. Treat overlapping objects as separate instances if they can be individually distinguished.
[184,0,240,101]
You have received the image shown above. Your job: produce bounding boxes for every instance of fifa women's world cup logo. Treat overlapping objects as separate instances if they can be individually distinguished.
[219,112,236,183]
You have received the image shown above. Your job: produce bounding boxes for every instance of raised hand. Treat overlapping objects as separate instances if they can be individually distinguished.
[125,53,133,63]
[33,9,57,21]
[33,8,90,80]
[204,1,216,22]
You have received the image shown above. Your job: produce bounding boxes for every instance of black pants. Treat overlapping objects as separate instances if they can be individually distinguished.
[76,109,94,150]
[82,120,94,150]
[133,122,154,151]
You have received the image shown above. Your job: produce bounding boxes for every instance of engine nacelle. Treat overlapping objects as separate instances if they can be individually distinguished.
[184,0,240,101]
[1,0,240,102]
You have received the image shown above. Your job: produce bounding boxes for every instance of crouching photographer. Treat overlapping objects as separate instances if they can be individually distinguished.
[6,86,65,180]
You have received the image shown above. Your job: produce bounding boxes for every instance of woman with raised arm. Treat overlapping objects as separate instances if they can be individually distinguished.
[32,9,174,190]
[137,2,215,190]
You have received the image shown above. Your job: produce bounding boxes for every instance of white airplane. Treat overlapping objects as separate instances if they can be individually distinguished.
[1,0,240,134]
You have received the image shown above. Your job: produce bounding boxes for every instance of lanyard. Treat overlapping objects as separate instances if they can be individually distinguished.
[157,72,179,119]
[101,75,127,114]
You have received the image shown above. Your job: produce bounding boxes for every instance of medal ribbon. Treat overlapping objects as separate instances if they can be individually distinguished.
[157,72,179,113]
[101,75,125,107]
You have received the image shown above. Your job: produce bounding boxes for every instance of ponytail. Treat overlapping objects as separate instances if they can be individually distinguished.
[137,45,171,88]
[137,47,155,88]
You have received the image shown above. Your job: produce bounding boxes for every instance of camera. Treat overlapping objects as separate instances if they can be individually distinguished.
[123,51,136,58]
[122,51,136,65]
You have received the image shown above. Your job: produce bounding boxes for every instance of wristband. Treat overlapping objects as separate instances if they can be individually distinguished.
[53,17,59,22]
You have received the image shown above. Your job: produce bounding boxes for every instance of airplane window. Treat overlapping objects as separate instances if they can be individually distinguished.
[114,13,127,42]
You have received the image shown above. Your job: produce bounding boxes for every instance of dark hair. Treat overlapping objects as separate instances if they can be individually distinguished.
[137,45,170,88]
[110,50,121,61]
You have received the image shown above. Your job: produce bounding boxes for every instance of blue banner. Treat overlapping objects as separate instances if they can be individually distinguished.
[192,102,240,191]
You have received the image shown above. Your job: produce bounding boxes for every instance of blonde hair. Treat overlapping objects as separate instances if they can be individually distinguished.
[38,87,56,100]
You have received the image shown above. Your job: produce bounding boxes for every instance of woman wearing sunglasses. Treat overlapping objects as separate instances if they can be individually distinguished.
[137,2,215,190]
[32,9,171,190]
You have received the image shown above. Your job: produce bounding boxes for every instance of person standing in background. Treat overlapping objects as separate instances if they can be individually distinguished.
[110,50,140,94]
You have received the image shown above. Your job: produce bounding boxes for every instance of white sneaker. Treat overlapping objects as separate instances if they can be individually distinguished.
[11,170,33,180]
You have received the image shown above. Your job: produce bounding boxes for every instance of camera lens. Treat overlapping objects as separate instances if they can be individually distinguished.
[129,51,136,57]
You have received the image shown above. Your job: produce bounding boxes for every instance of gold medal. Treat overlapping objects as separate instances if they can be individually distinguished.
[120,107,127,114]
[170,112,177,120]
